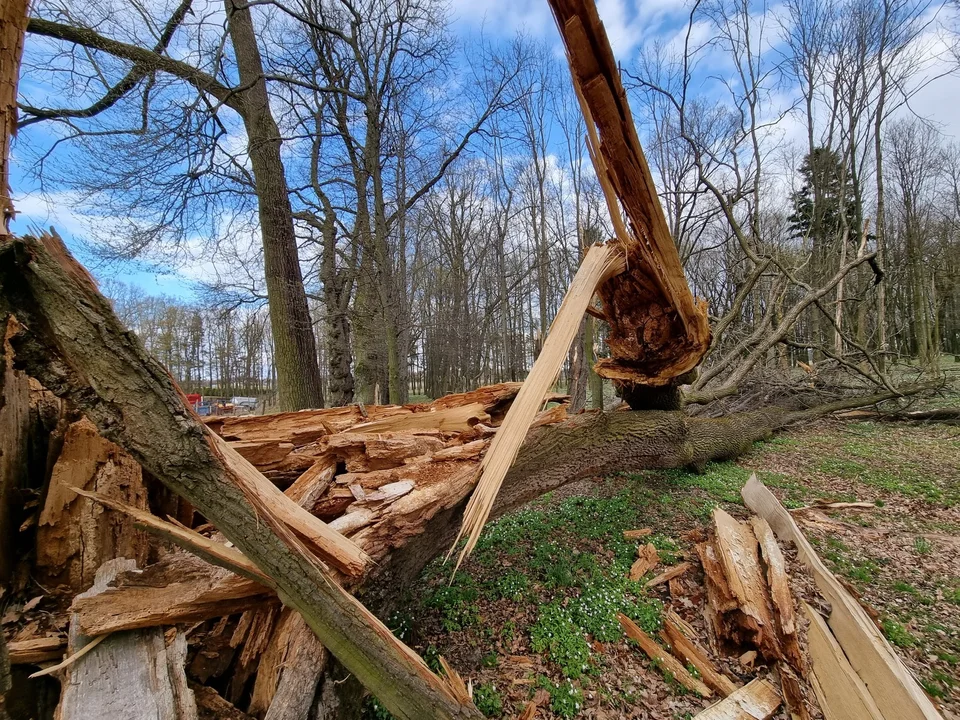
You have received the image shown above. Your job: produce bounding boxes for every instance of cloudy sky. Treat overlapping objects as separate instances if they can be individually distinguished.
[11,0,960,298]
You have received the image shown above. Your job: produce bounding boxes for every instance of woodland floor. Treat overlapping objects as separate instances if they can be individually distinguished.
[376,400,960,719]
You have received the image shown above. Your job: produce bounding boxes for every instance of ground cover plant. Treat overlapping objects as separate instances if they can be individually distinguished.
[380,412,960,718]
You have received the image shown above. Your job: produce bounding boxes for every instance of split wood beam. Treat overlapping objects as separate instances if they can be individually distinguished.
[547,0,711,404]
[0,231,481,720]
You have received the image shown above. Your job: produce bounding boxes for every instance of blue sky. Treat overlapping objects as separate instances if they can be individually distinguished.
[11,0,960,301]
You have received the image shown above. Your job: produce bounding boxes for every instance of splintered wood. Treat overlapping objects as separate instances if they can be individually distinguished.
[741,475,944,720]
[450,243,624,567]
[546,0,710,388]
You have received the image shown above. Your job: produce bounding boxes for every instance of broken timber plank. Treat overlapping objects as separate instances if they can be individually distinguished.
[7,636,65,664]
[630,542,659,581]
[692,678,781,720]
[662,613,739,697]
[646,561,691,589]
[618,613,712,697]
[451,243,626,564]
[742,474,943,720]
[803,603,883,720]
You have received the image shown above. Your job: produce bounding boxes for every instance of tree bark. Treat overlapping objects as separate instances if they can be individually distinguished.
[0,0,28,235]
[0,231,479,720]
[223,0,325,411]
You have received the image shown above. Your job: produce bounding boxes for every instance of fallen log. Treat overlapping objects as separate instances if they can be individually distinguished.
[0,231,481,720]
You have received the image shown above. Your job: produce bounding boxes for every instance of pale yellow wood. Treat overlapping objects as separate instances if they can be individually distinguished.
[803,603,884,720]
[742,475,944,720]
[692,678,781,720]
[451,243,626,567]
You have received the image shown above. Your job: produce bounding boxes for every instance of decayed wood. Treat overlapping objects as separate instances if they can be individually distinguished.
[7,636,65,664]
[0,317,29,581]
[630,543,659,581]
[624,528,652,540]
[618,613,712,697]
[35,418,150,590]
[57,558,199,720]
[547,0,710,393]
[692,678,781,720]
[662,613,739,698]
[803,603,883,720]
[452,242,625,565]
[742,475,943,720]
[711,509,782,660]
[0,232,480,720]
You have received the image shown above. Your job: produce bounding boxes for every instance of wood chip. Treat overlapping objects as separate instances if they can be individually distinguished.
[645,562,691,589]
[629,543,659,581]
[618,613,712,697]
[623,528,652,539]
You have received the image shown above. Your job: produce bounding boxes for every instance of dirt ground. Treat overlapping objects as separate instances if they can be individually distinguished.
[387,414,960,719]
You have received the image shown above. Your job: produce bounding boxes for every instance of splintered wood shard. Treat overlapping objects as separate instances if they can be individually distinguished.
[692,678,781,720]
[547,0,710,390]
[449,242,625,567]
[742,475,944,720]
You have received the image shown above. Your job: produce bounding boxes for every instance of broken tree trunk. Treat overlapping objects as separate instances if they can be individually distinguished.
[0,318,29,581]
[0,232,481,720]
[548,0,711,407]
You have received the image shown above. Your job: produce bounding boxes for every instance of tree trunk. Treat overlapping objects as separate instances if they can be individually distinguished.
[0,231,480,720]
[224,0,324,411]
[0,0,28,236]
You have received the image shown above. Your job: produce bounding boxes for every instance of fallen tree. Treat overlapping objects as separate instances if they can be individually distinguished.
[0,230,942,718]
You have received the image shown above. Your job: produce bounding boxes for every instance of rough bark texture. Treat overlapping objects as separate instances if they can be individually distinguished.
[224,0,325,411]
[0,0,28,235]
[0,318,29,581]
[0,232,480,720]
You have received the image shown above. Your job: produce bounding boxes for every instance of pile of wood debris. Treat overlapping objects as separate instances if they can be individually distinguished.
[3,381,577,718]
[2,364,944,720]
